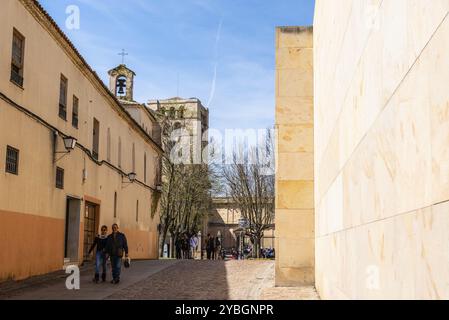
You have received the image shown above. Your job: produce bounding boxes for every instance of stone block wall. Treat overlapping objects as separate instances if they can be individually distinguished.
[275,26,315,287]
[314,0,449,299]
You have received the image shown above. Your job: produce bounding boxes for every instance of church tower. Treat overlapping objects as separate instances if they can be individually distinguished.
[108,64,136,102]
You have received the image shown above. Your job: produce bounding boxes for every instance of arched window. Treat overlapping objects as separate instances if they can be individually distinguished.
[170,107,175,118]
[116,75,127,97]
[174,122,182,130]
[174,122,182,143]
[178,106,185,119]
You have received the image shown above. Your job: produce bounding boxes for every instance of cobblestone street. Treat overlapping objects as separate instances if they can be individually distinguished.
[1,260,318,300]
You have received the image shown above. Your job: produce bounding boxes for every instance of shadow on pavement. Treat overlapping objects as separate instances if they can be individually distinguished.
[106,260,229,300]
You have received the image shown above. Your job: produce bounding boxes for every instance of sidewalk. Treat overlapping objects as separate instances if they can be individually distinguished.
[1,260,179,300]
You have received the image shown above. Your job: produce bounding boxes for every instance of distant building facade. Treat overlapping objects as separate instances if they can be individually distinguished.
[0,0,163,281]
[208,198,275,252]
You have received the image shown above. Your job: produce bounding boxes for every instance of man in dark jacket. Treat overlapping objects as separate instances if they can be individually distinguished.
[175,236,184,259]
[182,234,190,259]
[206,234,215,260]
[88,225,108,283]
[105,224,129,284]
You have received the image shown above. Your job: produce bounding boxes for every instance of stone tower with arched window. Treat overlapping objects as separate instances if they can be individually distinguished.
[147,97,209,164]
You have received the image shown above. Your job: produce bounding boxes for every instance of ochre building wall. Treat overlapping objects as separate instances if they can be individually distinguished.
[0,0,161,281]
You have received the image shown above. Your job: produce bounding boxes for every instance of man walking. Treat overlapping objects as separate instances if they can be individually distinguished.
[105,223,129,284]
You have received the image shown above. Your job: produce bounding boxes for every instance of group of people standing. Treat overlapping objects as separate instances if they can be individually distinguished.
[172,233,222,260]
[88,223,129,285]
[205,233,221,260]
[175,233,199,259]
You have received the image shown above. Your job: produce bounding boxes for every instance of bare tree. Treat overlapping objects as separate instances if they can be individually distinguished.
[222,129,275,258]
[156,113,213,257]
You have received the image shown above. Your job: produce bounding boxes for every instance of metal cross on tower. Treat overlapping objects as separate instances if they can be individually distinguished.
[118,49,128,65]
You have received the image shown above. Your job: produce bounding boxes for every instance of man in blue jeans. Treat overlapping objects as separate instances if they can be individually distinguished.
[105,223,129,284]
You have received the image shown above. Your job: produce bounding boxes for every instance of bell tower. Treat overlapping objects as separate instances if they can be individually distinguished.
[108,64,136,101]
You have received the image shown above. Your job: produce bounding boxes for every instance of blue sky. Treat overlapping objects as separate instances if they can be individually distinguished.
[40,0,315,132]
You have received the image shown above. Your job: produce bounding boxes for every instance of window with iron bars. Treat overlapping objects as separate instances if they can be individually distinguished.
[5,146,19,175]
[56,167,64,189]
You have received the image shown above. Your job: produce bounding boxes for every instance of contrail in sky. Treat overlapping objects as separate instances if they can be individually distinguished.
[206,17,223,108]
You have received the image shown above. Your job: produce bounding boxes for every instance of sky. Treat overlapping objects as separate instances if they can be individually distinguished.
[39,0,315,133]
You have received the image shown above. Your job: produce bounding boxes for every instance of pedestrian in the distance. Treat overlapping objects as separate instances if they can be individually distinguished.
[206,233,215,260]
[214,236,221,260]
[175,237,182,259]
[182,234,190,259]
[88,225,108,283]
[105,223,129,284]
[189,234,198,259]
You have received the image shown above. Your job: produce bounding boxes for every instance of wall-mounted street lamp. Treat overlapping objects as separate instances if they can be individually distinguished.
[128,172,137,182]
[62,136,77,151]
[122,172,137,184]
[53,132,77,163]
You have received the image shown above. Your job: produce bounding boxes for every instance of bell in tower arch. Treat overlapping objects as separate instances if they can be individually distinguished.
[108,64,136,101]
[116,76,127,96]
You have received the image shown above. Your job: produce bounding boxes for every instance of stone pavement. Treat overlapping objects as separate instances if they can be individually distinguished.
[107,259,277,300]
[2,259,179,300]
[0,259,319,300]
[260,287,320,300]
